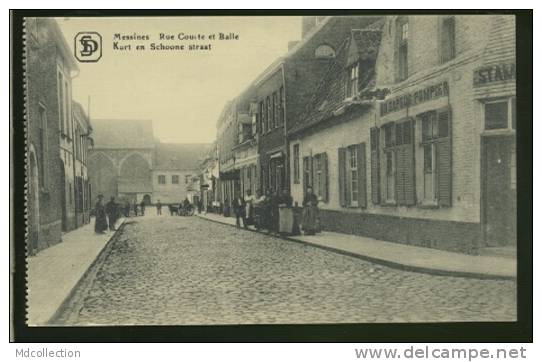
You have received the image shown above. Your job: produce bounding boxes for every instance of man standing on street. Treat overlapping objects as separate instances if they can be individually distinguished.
[156,199,162,215]
[105,196,118,231]
[94,194,108,234]
[140,199,146,216]
[233,193,246,228]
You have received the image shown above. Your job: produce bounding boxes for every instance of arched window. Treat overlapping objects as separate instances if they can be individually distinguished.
[315,44,336,59]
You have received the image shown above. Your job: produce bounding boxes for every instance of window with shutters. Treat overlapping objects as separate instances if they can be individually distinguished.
[347,145,359,206]
[158,175,166,184]
[303,156,311,195]
[339,144,367,208]
[382,124,396,203]
[440,17,456,63]
[38,104,48,189]
[418,107,452,207]
[370,128,380,204]
[396,18,409,82]
[272,92,277,128]
[259,101,266,134]
[346,63,359,98]
[172,175,179,184]
[313,153,328,202]
[293,144,300,184]
[279,86,285,125]
[266,96,272,132]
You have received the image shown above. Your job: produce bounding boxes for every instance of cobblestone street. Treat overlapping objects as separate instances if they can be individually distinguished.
[54,215,517,325]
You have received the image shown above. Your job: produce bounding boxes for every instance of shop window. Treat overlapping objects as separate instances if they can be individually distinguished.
[293,144,300,184]
[172,175,179,184]
[484,98,516,131]
[158,175,166,184]
[346,63,359,98]
[440,17,456,63]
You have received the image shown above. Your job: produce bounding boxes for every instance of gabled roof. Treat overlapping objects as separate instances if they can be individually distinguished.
[289,28,382,136]
[154,143,211,171]
[72,101,91,130]
[91,119,155,149]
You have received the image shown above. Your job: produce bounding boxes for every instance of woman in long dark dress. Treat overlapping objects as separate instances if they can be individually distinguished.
[302,186,319,235]
[94,195,108,234]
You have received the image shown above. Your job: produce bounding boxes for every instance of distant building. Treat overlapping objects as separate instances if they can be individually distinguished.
[25,17,80,254]
[88,119,209,205]
[153,143,209,204]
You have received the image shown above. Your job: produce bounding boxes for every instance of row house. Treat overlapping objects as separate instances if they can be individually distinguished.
[211,16,380,212]
[288,15,516,253]
[25,18,93,254]
[198,141,219,211]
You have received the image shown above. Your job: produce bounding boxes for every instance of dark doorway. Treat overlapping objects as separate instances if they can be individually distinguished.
[143,194,151,205]
[481,135,516,246]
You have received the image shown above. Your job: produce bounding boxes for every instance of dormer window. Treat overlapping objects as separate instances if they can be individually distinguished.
[346,63,359,98]
[315,44,336,59]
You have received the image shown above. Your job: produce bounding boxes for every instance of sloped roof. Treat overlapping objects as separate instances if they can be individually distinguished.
[153,143,211,171]
[72,102,91,130]
[289,28,382,136]
[91,119,155,149]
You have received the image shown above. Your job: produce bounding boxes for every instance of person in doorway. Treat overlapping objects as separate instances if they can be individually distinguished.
[278,189,294,235]
[133,202,139,217]
[244,189,254,226]
[105,196,118,231]
[140,199,146,216]
[269,189,280,234]
[156,199,162,215]
[124,200,131,217]
[94,194,108,234]
[233,193,247,228]
[302,186,319,235]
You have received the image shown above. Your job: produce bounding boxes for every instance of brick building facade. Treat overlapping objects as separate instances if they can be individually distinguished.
[288,15,516,253]
[25,18,85,254]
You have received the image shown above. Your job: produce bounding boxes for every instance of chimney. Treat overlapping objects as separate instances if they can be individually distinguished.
[301,16,317,38]
[288,40,300,51]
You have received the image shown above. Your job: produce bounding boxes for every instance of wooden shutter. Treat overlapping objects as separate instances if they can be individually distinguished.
[322,153,329,202]
[395,120,416,206]
[357,143,367,208]
[338,148,347,207]
[403,120,416,206]
[436,107,452,207]
[302,156,309,195]
[370,127,380,205]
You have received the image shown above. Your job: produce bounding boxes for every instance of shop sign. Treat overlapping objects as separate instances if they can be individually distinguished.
[380,81,449,116]
[473,63,515,87]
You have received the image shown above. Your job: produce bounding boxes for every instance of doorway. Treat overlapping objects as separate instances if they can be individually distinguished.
[481,135,516,246]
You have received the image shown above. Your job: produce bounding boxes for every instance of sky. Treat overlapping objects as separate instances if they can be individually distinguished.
[57,16,302,144]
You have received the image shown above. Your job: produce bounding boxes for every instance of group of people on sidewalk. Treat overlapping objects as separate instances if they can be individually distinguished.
[230,186,321,236]
[94,195,122,234]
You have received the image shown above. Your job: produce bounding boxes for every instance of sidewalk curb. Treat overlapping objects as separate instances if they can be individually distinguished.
[197,215,516,281]
[46,219,127,325]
